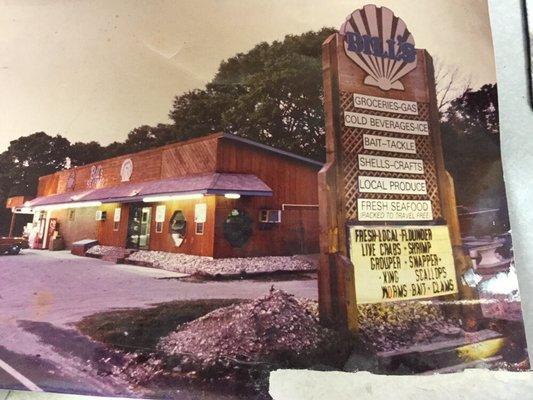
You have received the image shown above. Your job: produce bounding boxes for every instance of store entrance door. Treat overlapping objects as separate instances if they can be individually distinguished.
[126,204,152,250]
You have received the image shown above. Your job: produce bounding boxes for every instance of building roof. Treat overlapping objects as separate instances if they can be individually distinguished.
[219,133,323,168]
[27,173,272,208]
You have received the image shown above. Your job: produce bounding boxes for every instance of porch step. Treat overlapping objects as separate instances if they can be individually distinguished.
[124,248,138,256]
[377,329,505,373]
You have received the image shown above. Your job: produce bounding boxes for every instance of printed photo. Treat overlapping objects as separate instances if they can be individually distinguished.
[0,1,528,399]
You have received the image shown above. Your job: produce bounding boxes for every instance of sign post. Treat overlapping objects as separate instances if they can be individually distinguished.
[318,4,475,331]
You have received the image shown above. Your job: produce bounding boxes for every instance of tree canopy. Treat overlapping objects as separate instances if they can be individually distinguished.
[3,132,71,197]
[169,28,335,160]
[440,84,507,227]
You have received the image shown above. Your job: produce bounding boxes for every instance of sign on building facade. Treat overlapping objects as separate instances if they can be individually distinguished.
[319,4,465,330]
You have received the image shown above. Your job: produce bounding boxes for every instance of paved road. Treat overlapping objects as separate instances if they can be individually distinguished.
[0,250,318,397]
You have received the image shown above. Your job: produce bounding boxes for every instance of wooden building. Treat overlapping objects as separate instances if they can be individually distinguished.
[23,133,322,258]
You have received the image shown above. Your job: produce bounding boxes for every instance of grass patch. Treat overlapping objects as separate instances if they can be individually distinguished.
[77,298,244,354]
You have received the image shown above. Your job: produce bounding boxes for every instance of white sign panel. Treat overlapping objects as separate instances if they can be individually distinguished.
[359,176,427,195]
[353,93,419,115]
[344,111,429,136]
[113,207,121,222]
[155,205,166,223]
[358,199,433,221]
[358,154,424,174]
[195,203,207,223]
[363,134,416,154]
[348,225,457,304]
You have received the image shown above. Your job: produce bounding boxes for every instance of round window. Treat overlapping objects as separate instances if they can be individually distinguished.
[223,209,252,248]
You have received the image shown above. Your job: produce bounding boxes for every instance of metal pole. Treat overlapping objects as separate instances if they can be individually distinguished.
[8,211,16,237]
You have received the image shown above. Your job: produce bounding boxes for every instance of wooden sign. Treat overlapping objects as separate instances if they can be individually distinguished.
[318,4,468,331]
[5,196,29,210]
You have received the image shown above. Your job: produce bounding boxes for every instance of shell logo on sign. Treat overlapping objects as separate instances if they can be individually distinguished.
[339,4,417,91]
[120,159,133,182]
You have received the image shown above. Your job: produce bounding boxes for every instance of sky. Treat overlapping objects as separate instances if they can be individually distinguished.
[0,0,496,152]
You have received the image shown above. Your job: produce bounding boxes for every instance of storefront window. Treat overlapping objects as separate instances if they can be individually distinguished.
[223,209,252,248]
[195,222,205,235]
[126,205,151,250]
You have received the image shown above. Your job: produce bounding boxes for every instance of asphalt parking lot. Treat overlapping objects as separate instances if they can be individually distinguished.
[0,250,317,396]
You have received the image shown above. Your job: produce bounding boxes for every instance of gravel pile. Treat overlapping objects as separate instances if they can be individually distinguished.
[112,353,165,385]
[357,302,462,352]
[157,289,348,378]
[86,245,126,258]
[126,250,316,277]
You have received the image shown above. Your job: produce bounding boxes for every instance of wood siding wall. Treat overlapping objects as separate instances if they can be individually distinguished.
[49,207,98,248]
[35,134,321,257]
[214,139,321,258]
[160,137,218,178]
[40,136,220,196]
[96,203,130,248]
[57,150,163,193]
[147,196,216,256]
[216,139,319,207]
[37,174,59,197]
[213,197,319,258]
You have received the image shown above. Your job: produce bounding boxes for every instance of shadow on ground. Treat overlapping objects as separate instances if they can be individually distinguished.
[17,321,125,380]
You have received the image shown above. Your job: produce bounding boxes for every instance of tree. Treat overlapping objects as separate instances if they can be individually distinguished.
[102,141,128,159]
[101,124,177,158]
[0,151,14,235]
[434,59,472,114]
[0,132,71,234]
[444,84,499,143]
[170,88,236,141]
[169,28,336,161]
[441,84,506,229]
[69,141,106,166]
[219,51,325,160]
[121,124,177,153]
[4,132,71,197]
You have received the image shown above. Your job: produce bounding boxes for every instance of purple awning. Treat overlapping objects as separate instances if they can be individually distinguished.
[27,173,272,208]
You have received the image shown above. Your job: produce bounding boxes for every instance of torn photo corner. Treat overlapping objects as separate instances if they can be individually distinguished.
[0,1,529,399]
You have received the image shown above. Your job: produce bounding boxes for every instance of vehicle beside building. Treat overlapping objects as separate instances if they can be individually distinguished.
[0,237,29,255]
